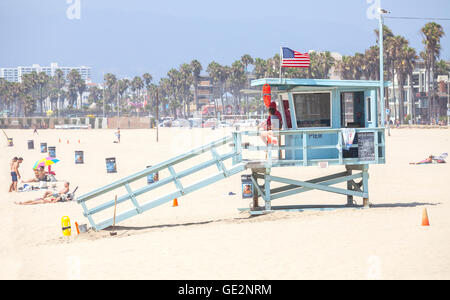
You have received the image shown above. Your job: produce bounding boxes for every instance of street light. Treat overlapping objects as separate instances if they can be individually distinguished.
[447,73,450,128]
[379,8,390,134]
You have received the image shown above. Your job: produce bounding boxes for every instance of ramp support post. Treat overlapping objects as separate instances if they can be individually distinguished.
[264,169,272,211]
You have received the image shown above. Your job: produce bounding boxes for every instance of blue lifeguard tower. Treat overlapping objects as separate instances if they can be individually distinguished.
[238,78,390,213]
[76,78,390,231]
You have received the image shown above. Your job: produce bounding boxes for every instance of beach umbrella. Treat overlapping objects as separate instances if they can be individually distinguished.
[33,157,60,169]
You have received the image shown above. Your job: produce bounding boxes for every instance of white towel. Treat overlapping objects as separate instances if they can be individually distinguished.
[342,128,356,150]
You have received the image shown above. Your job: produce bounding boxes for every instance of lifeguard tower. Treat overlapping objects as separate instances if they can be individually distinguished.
[240,78,389,213]
[76,78,389,231]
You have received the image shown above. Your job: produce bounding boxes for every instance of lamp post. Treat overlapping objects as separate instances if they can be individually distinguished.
[447,73,450,127]
[103,73,106,118]
[379,8,390,133]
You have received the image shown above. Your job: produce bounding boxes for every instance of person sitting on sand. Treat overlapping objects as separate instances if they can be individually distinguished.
[22,166,47,183]
[21,168,40,183]
[15,182,70,205]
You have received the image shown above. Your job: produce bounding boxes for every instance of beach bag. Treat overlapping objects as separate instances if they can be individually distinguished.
[47,174,57,182]
[39,181,47,189]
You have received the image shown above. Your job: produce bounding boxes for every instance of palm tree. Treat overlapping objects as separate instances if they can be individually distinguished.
[167,68,182,118]
[131,76,144,117]
[67,69,83,109]
[386,35,408,121]
[158,77,171,116]
[229,60,247,114]
[375,25,394,116]
[76,78,86,110]
[364,46,380,80]
[395,41,415,124]
[88,86,103,105]
[207,61,222,117]
[53,69,65,115]
[337,56,354,80]
[317,51,335,79]
[179,64,193,117]
[241,54,254,75]
[436,59,450,76]
[266,54,281,78]
[190,60,202,112]
[104,73,117,114]
[142,73,153,115]
[116,79,129,116]
[421,22,445,121]
[253,58,268,79]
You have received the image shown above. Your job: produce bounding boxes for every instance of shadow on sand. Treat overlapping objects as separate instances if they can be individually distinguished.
[97,201,440,236]
[369,202,440,208]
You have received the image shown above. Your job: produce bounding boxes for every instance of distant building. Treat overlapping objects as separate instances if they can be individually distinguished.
[197,76,213,106]
[0,62,92,83]
[390,60,450,122]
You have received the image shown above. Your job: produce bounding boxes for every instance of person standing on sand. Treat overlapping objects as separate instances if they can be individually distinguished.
[115,128,121,143]
[9,157,18,192]
[33,125,38,135]
[9,157,23,192]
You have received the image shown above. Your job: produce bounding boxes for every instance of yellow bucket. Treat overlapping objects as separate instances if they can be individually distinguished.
[61,216,71,237]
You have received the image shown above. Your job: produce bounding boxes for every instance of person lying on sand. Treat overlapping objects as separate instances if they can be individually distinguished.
[409,153,447,165]
[15,182,70,205]
[410,155,433,165]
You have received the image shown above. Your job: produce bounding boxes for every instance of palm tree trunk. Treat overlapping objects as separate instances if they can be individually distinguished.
[194,79,199,112]
[409,75,415,123]
[427,67,432,123]
[392,66,397,122]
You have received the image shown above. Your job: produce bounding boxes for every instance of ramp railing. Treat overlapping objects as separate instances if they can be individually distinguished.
[77,135,245,231]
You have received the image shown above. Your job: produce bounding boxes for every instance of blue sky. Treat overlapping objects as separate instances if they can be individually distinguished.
[1,0,449,83]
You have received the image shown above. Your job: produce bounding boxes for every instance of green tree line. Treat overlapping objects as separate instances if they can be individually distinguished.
[1,22,448,123]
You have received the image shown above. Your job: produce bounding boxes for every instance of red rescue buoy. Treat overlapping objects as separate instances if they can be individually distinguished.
[263,84,271,108]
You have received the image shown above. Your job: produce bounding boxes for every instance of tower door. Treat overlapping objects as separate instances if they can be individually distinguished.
[341,92,365,128]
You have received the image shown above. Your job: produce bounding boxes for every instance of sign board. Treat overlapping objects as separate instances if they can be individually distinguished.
[358,132,375,161]
[241,175,254,199]
[318,161,329,169]
[447,109,450,117]
[437,75,449,83]
[386,109,390,115]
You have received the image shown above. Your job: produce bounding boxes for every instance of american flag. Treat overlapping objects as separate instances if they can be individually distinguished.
[281,47,310,68]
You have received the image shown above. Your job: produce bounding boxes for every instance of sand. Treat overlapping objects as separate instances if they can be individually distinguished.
[0,127,449,280]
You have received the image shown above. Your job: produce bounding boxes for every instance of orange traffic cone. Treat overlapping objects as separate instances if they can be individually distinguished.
[67,140,69,144]
[172,198,178,207]
[59,138,61,143]
[422,208,430,226]
[78,139,80,144]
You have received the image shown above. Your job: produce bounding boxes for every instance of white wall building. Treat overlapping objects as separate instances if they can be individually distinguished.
[0,62,92,83]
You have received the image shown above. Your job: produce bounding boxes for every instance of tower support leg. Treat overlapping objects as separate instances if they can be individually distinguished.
[362,165,370,208]
[264,170,272,211]
[251,170,259,209]
[345,166,354,206]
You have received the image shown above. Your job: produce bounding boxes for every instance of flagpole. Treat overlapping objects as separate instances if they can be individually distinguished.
[279,47,283,83]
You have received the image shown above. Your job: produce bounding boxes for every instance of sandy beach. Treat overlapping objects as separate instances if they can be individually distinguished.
[1,127,449,280]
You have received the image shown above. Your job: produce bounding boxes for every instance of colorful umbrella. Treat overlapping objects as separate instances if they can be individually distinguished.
[33,157,60,169]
